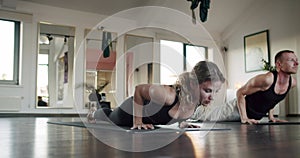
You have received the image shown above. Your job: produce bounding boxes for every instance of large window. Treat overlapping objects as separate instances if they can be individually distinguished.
[160,40,207,84]
[0,19,20,85]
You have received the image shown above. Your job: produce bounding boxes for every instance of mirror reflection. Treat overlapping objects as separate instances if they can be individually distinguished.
[124,34,154,97]
[36,23,75,108]
[85,28,117,109]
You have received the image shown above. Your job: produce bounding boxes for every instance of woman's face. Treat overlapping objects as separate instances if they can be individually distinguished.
[196,80,223,106]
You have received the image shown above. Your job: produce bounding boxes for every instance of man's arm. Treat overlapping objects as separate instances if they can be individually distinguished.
[236,72,273,124]
[268,76,297,123]
[268,108,275,121]
[291,76,297,88]
[268,108,288,122]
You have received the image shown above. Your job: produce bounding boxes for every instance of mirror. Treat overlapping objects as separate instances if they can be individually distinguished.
[36,23,75,108]
[124,34,154,97]
[84,28,117,109]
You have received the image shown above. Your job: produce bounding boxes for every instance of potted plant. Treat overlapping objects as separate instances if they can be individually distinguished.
[261,59,276,71]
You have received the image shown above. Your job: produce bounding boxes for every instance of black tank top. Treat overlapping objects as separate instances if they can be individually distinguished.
[245,71,292,119]
[142,86,185,125]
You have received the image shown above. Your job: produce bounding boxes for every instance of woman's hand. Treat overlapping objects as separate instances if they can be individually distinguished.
[131,116,154,130]
[241,118,259,124]
[179,121,201,128]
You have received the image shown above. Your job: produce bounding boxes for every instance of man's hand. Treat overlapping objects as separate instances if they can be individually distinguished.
[269,118,288,123]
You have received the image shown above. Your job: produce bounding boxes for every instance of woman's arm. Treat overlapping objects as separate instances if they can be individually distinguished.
[131,84,176,130]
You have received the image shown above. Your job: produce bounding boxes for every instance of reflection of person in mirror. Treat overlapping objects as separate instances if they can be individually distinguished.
[38,96,48,107]
[87,61,226,130]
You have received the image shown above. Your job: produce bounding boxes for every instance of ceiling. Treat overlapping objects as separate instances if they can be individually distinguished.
[20,0,255,37]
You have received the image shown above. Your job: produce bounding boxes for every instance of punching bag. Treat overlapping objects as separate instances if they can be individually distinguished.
[101,31,112,58]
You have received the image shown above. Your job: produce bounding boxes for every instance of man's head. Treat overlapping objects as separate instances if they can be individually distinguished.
[275,50,298,74]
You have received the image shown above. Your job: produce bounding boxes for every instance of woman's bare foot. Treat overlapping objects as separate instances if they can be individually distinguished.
[87,106,97,123]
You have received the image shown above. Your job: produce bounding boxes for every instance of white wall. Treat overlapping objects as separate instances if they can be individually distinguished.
[0,2,107,114]
[0,1,225,114]
[224,0,300,115]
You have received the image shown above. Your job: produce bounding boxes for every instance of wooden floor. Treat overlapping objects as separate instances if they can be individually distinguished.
[1,117,300,158]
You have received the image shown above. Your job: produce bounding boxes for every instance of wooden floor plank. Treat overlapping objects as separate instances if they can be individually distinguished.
[0,117,299,158]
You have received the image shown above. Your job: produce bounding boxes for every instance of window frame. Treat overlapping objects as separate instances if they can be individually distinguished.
[159,39,208,84]
[0,18,21,85]
[183,43,208,71]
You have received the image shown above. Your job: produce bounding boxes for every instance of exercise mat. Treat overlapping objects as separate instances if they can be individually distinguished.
[47,121,231,133]
[47,121,165,133]
[256,121,300,125]
[204,120,300,125]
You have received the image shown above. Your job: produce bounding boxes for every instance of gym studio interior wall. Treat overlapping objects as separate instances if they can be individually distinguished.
[223,0,300,114]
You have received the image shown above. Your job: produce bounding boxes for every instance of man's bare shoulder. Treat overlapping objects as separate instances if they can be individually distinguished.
[251,72,274,89]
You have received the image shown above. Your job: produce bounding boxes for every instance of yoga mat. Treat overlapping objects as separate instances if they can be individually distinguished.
[256,121,300,125]
[192,118,300,125]
[47,121,161,133]
[47,121,231,133]
[200,121,300,125]
[47,121,182,133]
[156,122,231,131]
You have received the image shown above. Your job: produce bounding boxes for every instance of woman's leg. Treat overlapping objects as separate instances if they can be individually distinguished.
[108,97,134,126]
[206,99,240,121]
[93,107,113,122]
[90,97,138,127]
[192,99,240,121]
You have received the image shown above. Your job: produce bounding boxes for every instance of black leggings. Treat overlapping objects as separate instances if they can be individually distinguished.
[94,97,134,126]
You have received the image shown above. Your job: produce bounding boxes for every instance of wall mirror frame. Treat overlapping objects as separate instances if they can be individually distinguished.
[84,28,117,109]
[36,22,75,108]
[124,34,154,97]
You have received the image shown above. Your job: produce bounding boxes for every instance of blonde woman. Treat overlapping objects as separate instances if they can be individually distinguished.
[87,61,225,130]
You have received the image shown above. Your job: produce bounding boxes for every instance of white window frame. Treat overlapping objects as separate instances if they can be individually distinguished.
[0,18,20,85]
[160,40,207,84]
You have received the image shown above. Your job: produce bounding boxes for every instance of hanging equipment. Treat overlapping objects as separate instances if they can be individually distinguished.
[187,0,211,23]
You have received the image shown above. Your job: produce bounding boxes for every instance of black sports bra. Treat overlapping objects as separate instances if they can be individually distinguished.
[142,85,183,125]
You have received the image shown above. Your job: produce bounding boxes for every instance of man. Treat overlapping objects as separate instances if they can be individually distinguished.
[237,50,298,124]
[37,96,48,106]
[192,50,298,124]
